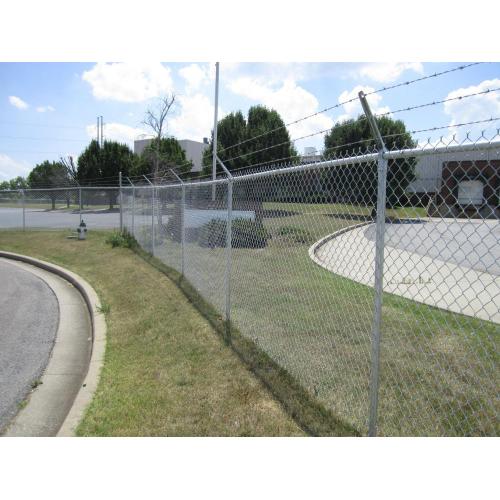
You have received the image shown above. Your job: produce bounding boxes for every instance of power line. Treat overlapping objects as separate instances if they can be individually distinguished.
[0,135,88,142]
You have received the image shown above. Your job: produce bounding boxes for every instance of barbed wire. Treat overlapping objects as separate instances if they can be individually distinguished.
[374,86,500,120]
[223,117,500,174]
[214,62,484,155]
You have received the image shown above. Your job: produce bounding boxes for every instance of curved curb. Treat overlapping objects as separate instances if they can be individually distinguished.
[308,221,373,268]
[0,251,106,436]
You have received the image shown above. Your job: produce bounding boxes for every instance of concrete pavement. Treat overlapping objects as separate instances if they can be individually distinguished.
[0,207,119,229]
[0,260,59,433]
[309,221,500,324]
[0,258,93,436]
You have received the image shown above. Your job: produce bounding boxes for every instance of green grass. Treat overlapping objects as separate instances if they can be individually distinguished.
[153,201,499,436]
[0,230,305,436]
[263,201,428,220]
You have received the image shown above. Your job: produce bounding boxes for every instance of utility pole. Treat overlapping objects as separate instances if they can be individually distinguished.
[100,116,104,147]
[212,62,219,202]
[96,117,100,145]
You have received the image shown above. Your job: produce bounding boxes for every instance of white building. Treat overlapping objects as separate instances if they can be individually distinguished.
[134,137,209,172]
[407,149,500,195]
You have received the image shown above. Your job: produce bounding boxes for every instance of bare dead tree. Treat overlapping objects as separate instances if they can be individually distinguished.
[59,156,79,208]
[142,94,176,179]
[60,156,78,184]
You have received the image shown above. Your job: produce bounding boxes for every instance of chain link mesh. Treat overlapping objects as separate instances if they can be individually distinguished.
[0,187,121,230]
[1,136,498,436]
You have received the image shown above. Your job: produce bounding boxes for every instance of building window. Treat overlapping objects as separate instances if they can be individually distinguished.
[457,180,484,205]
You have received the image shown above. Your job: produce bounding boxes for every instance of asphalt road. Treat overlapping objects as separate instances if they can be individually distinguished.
[364,220,500,276]
[0,207,120,229]
[0,259,58,432]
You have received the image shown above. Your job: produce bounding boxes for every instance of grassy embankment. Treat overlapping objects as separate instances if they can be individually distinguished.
[0,230,307,436]
[150,201,499,436]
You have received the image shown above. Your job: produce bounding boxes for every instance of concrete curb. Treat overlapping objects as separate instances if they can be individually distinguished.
[308,221,373,268]
[0,251,106,436]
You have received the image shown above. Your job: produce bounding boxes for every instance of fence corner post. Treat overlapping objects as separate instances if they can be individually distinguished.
[359,90,388,437]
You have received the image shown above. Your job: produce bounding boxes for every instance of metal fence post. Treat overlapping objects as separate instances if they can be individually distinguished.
[21,189,25,231]
[143,175,155,255]
[225,179,233,340]
[169,169,186,276]
[125,177,135,237]
[79,187,82,225]
[151,185,155,255]
[132,185,135,237]
[119,171,123,233]
[216,156,233,342]
[359,91,388,437]
[181,184,186,276]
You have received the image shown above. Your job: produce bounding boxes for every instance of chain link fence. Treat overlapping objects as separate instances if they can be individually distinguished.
[0,187,120,230]
[0,139,498,435]
[119,137,499,436]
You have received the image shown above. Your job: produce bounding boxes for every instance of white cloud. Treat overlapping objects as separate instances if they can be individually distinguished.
[179,63,211,93]
[444,79,500,129]
[8,95,29,110]
[85,122,148,146]
[335,85,391,123]
[169,93,221,142]
[36,105,55,113]
[0,154,31,181]
[354,62,423,83]
[82,62,174,102]
[227,77,333,151]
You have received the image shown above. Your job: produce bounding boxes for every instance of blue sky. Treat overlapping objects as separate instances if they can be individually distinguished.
[0,61,499,181]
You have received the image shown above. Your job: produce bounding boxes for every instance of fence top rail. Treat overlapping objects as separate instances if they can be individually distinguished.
[384,139,500,160]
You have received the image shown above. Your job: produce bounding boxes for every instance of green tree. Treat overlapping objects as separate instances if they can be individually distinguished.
[27,161,72,209]
[131,137,193,179]
[202,106,297,174]
[76,140,101,183]
[77,140,135,208]
[8,176,29,190]
[324,115,416,207]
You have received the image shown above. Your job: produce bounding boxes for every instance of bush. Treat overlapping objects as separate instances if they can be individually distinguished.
[198,218,270,249]
[277,226,313,244]
[106,231,136,249]
[232,218,270,248]
[198,219,227,248]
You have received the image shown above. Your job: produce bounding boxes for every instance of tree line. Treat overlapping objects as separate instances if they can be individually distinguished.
[1,102,416,209]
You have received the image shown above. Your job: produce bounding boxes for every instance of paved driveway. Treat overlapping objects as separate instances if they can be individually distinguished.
[310,220,500,323]
[0,207,119,229]
[0,259,58,432]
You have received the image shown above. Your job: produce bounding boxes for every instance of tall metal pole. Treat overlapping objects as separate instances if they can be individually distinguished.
[358,91,388,437]
[97,117,100,145]
[212,62,220,202]
[119,171,123,232]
